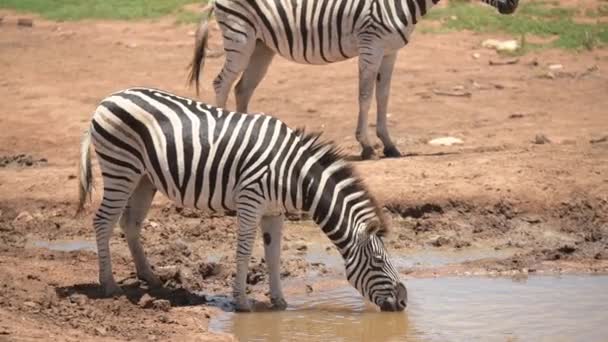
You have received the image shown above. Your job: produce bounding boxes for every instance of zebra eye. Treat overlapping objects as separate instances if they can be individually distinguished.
[373,254,384,264]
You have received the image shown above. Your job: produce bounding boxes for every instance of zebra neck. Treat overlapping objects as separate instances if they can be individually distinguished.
[302,166,377,258]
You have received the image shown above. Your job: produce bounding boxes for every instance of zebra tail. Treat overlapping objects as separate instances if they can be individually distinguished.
[76,128,93,215]
[188,2,215,95]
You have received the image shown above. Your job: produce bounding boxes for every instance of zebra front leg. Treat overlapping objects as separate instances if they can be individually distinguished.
[261,214,287,310]
[235,42,275,113]
[233,200,263,312]
[356,48,384,160]
[376,52,402,158]
[119,176,161,288]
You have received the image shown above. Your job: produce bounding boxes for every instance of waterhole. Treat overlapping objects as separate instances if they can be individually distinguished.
[210,275,608,341]
[26,239,96,252]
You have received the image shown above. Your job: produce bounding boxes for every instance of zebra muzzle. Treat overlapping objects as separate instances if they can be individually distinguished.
[497,0,519,14]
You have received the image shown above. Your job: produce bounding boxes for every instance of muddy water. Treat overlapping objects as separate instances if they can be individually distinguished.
[210,275,608,341]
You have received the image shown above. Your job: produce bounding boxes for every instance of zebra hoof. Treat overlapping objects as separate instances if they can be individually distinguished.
[270,297,288,311]
[234,300,253,313]
[383,146,402,158]
[140,274,162,289]
[360,146,377,161]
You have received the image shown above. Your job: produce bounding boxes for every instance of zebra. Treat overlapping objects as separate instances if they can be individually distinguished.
[188,0,518,160]
[77,87,407,312]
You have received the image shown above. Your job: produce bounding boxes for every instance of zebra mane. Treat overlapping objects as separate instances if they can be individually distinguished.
[294,128,389,237]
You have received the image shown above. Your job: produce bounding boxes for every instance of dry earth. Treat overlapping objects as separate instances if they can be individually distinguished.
[0,6,607,341]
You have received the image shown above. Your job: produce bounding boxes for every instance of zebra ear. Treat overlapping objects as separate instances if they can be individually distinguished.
[365,218,383,237]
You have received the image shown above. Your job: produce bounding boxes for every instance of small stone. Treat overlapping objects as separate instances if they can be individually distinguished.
[305,284,313,294]
[138,293,154,308]
[534,134,551,145]
[69,294,87,306]
[152,299,171,312]
[23,301,37,308]
[295,243,308,252]
[127,43,138,48]
[17,18,33,27]
[187,30,196,36]
[431,236,451,247]
[428,137,464,146]
[472,52,481,59]
[95,327,107,336]
[67,174,77,180]
[548,64,563,70]
[158,315,170,323]
[13,211,34,224]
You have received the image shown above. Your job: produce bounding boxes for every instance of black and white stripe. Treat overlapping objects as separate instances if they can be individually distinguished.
[78,87,407,311]
[189,0,518,160]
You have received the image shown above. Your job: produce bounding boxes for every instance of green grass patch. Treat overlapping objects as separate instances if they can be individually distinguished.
[0,0,203,21]
[424,1,608,50]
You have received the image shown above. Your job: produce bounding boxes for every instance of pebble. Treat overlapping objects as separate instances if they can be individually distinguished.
[13,211,34,224]
[534,134,551,145]
[69,293,87,306]
[17,18,33,27]
[472,52,481,59]
[152,299,171,312]
[481,39,519,52]
[138,293,154,308]
[428,137,464,146]
[548,64,563,70]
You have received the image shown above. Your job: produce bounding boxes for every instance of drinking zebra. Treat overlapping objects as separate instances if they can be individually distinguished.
[188,0,518,160]
[77,87,407,312]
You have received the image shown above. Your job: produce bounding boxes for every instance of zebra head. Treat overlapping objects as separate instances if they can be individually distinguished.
[346,218,407,312]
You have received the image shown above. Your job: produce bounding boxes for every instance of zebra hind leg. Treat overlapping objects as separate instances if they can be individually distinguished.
[375,52,402,158]
[261,215,287,310]
[118,176,161,288]
[234,42,275,113]
[93,174,142,297]
[213,22,257,109]
[356,48,384,160]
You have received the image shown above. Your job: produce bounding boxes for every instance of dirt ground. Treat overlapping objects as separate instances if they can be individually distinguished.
[1,7,607,341]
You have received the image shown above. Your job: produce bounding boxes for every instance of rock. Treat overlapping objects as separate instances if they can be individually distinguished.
[126,43,138,48]
[23,301,37,308]
[13,211,34,224]
[481,39,519,52]
[472,52,481,59]
[198,261,221,279]
[305,284,313,294]
[295,243,308,252]
[548,64,563,70]
[68,294,87,306]
[95,327,107,336]
[187,30,196,36]
[431,236,450,247]
[152,299,171,312]
[17,18,33,27]
[522,215,542,224]
[428,137,464,146]
[533,134,551,145]
[557,245,576,254]
[138,293,155,308]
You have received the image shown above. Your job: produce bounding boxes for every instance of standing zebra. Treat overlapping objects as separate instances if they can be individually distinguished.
[188,0,518,160]
[78,87,407,312]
